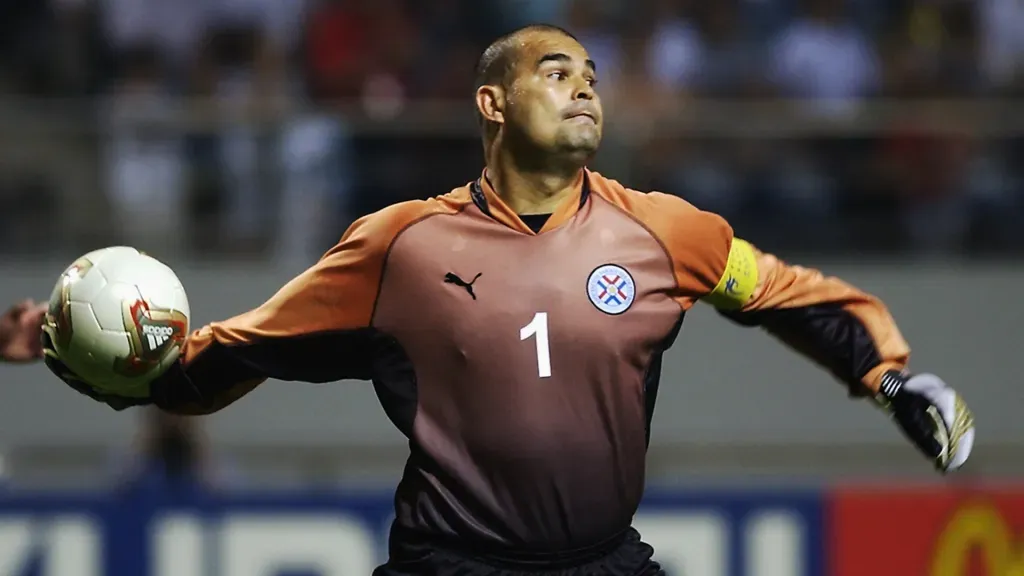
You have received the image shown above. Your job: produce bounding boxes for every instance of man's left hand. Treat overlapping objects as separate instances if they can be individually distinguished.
[876,370,975,474]
[0,300,46,363]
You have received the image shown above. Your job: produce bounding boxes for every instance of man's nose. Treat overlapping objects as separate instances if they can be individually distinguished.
[574,80,594,100]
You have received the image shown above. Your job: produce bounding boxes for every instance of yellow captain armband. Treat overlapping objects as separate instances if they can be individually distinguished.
[701,238,758,310]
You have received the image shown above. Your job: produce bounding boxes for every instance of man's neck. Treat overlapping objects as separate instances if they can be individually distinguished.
[486,147,584,215]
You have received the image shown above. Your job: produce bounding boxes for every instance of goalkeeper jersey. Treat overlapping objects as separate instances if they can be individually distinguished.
[151,169,910,552]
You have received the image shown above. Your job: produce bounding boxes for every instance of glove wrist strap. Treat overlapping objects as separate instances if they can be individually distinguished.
[873,369,910,411]
[878,370,907,398]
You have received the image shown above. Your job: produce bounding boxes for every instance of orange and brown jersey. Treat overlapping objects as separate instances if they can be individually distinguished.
[149,169,910,553]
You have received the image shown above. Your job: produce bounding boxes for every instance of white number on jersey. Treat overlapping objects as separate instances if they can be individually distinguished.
[520,312,552,378]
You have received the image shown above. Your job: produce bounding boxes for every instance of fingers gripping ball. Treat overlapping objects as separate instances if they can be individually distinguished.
[43,247,190,399]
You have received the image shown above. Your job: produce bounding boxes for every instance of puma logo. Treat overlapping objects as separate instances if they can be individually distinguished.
[444,272,482,300]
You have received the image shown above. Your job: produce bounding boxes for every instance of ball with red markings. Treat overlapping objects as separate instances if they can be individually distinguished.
[44,247,190,398]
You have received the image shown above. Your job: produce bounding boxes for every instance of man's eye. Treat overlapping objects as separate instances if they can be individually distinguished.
[549,71,566,80]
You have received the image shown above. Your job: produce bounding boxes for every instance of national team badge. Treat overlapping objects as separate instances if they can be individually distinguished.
[587,264,636,315]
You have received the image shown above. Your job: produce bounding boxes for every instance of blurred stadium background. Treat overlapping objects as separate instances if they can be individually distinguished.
[0,0,1022,574]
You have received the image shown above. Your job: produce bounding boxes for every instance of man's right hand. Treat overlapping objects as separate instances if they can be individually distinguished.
[875,370,975,474]
[41,315,152,411]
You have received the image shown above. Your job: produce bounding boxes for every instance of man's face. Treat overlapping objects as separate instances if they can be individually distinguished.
[503,32,603,157]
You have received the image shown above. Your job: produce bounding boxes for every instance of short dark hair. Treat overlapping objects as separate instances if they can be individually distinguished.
[473,24,578,100]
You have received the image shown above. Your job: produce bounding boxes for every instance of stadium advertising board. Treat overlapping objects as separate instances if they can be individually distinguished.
[0,488,823,576]
[829,485,1024,576]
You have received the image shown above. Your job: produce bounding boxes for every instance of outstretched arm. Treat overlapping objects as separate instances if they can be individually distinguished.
[631,189,909,395]
[45,203,430,415]
[689,214,974,473]
[630,189,975,473]
[699,236,910,396]
[148,208,410,415]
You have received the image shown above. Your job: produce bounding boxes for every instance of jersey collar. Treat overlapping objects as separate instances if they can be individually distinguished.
[470,169,591,235]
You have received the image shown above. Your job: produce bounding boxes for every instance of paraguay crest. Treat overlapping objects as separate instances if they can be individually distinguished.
[587,264,636,315]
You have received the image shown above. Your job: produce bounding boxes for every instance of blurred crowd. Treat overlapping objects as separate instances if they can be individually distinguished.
[1,0,1023,260]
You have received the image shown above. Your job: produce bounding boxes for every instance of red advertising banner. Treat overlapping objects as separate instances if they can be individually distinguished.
[829,484,1024,576]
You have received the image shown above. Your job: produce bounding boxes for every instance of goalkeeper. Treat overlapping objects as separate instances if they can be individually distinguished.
[13,23,977,576]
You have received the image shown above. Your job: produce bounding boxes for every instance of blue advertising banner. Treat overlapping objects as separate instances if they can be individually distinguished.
[0,488,824,576]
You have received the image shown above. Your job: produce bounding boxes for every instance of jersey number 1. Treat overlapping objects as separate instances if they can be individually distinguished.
[520,312,552,378]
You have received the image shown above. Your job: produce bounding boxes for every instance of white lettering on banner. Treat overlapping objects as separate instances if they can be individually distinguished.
[0,519,32,576]
[632,511,806,576]
[41,517,100,576]
[634,513,728,576]
[221,516,377,576]
[744,511,805,576]
[153,516,206,576]
[0,506,809,575]
[154,514,377,576]
[0,517,100,576]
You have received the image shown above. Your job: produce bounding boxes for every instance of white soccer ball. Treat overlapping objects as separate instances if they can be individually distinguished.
[45,247,190,398]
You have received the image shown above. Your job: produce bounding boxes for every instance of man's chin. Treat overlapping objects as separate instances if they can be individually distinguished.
[555,135,601,158]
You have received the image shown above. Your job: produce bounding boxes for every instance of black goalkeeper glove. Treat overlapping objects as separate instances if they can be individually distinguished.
[41,320,153,411]
[875,370,975,474]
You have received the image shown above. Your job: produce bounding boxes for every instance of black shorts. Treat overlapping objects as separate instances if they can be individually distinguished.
[373,525,665,576]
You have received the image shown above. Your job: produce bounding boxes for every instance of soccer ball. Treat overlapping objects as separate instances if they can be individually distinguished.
[44,247,190,398]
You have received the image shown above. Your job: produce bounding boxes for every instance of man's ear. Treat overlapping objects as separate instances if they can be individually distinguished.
[475,85,505,125]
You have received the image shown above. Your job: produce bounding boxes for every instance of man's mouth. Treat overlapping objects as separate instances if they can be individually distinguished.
[566,111,596,123]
